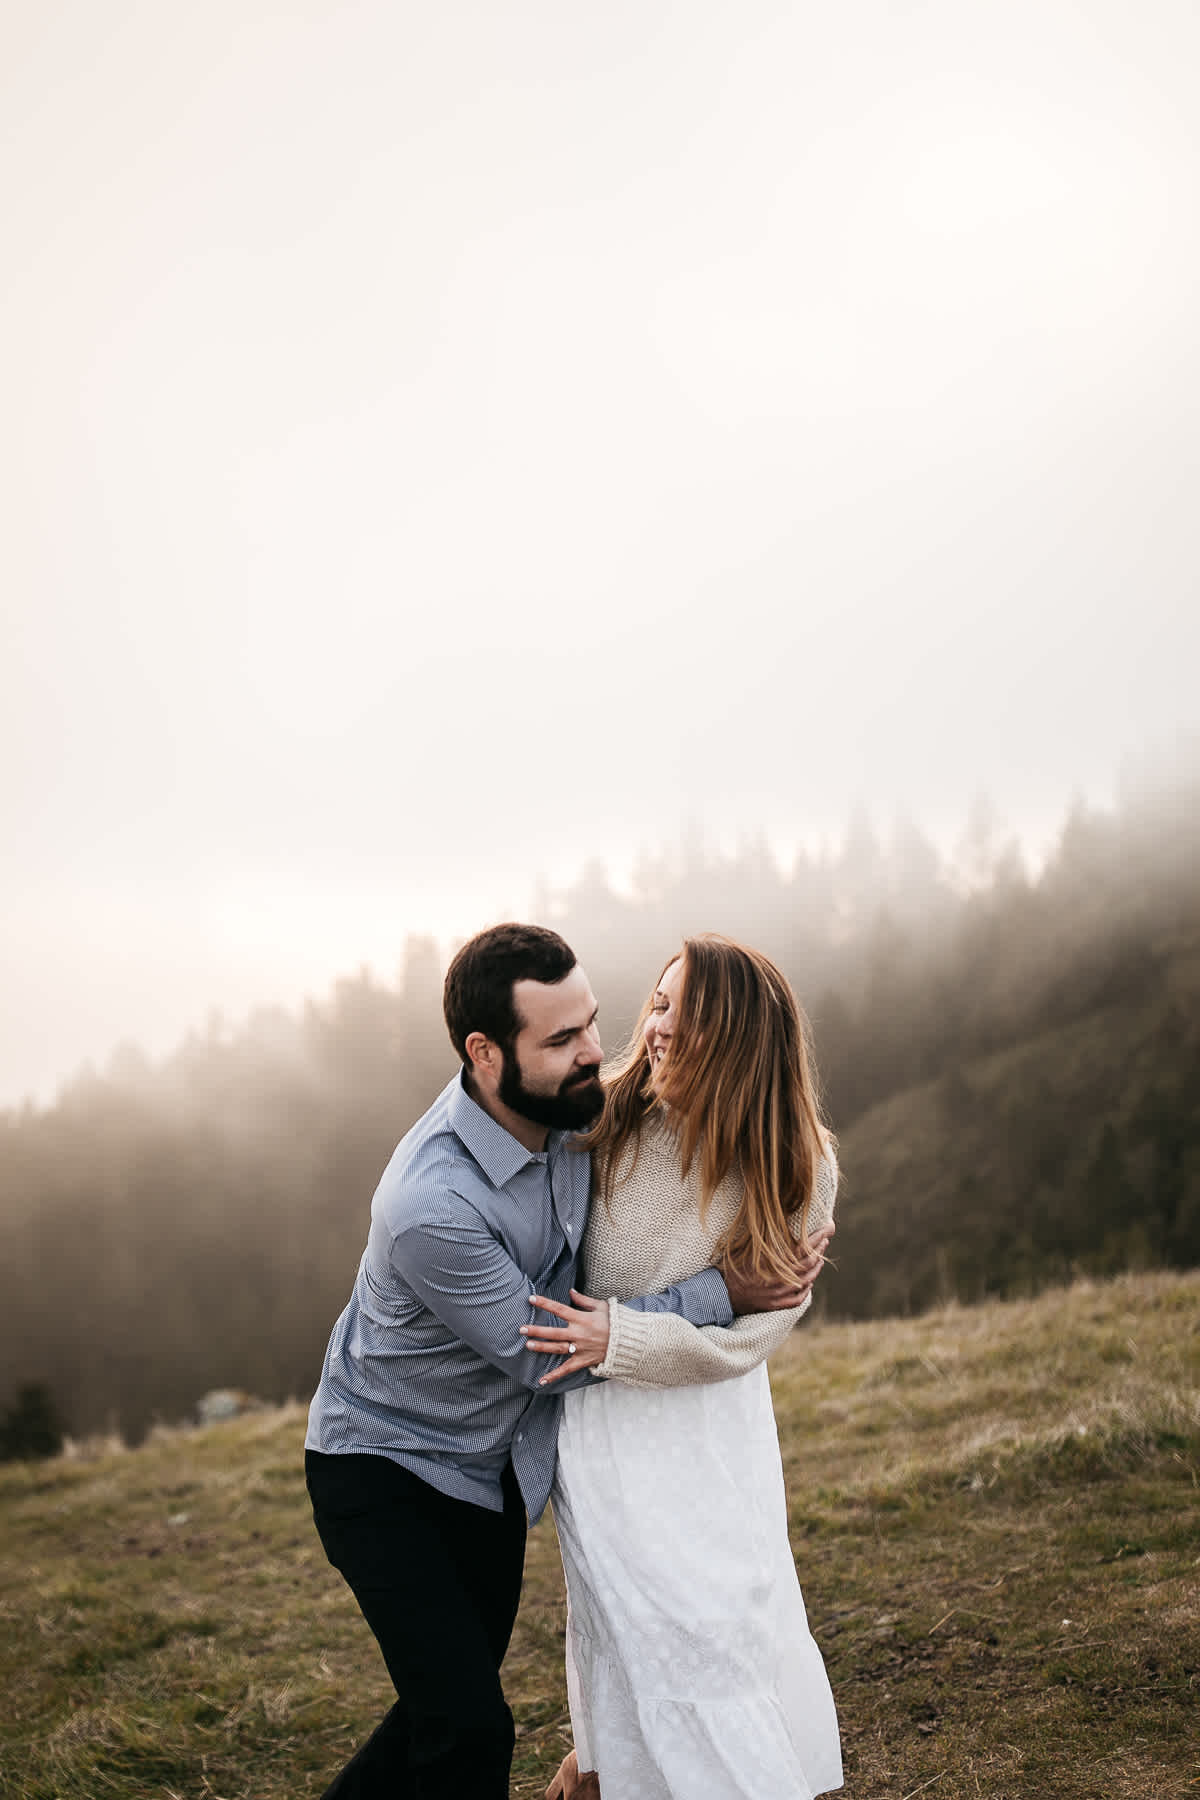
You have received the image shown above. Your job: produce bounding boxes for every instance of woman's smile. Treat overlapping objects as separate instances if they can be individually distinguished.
[643,956,682,1071]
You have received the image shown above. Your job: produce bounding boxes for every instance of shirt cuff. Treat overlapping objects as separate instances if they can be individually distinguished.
[686,1263,734,1327]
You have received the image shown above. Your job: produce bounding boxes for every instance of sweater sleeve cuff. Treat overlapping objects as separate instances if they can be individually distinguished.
[595,1298,655,1381]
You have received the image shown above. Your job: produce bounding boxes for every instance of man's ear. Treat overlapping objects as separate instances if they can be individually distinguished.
[464,1031,500,1079]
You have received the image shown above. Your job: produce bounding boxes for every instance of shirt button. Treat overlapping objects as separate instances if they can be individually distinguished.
[517,1432,524,1442]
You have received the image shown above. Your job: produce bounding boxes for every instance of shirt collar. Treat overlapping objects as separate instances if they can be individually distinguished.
[447,1068,562,1189]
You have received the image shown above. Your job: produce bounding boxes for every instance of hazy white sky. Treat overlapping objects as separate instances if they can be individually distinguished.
[3,0,1198,1105]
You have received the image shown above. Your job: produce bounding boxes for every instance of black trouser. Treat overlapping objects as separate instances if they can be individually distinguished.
[305,1450,528,1800]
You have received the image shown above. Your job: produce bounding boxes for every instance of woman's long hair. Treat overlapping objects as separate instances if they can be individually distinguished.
[582,936,832,1283]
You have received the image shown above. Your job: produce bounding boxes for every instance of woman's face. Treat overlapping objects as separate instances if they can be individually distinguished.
[643,956,683,1074]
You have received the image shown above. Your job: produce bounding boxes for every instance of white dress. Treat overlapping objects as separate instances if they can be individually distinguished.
[552,1124,843,1800]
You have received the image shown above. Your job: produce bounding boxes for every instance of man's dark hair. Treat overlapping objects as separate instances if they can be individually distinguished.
[443,923,577,1063]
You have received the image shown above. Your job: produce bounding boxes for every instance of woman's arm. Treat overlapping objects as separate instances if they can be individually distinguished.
[596,1296,807,1388]
[527,1150,837,1389]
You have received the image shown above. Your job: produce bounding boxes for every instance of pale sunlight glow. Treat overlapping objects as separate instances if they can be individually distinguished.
[2,0,1198,1103]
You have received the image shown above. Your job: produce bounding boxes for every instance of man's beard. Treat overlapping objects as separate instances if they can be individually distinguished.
[498,1049,605,1131]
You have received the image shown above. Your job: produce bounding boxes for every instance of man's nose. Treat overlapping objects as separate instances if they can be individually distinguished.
[579,1023,603,1065]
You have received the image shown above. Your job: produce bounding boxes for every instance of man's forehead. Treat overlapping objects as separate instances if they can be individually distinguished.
[512,966,596,1034]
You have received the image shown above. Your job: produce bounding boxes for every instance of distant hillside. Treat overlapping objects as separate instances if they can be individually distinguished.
[831,918,1200,1318]
[2,1270,1197,1799]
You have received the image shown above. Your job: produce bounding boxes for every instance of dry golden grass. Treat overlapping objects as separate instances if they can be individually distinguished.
[1,1270,1197,1798]
[765,1273,1200,1800]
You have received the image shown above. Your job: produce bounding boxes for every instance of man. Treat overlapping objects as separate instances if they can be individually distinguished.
[305,922,829,1799]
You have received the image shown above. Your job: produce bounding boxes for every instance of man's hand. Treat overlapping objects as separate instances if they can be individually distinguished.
[521,1290,610,1385]
[721,1220,835,1314]
[545,1748,601,1799]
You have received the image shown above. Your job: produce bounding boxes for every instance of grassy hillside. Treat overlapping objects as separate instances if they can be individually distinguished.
[2,1271,1197,1799]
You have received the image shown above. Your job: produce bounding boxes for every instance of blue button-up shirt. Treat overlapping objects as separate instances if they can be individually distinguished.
[306,1072,733,1523]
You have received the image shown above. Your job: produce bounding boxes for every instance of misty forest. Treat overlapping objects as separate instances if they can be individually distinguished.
[2,757,1198,1447]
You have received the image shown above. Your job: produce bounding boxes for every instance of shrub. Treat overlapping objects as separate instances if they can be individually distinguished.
[0,1382,65,1461]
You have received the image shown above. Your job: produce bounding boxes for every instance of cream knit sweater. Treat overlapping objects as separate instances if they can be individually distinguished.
[585,1112,837,1389]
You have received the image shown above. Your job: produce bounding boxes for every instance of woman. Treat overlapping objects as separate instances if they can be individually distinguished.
[524,936,842,1800]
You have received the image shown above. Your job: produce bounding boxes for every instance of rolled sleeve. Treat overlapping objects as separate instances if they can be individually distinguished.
[391,1210,598,1395]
